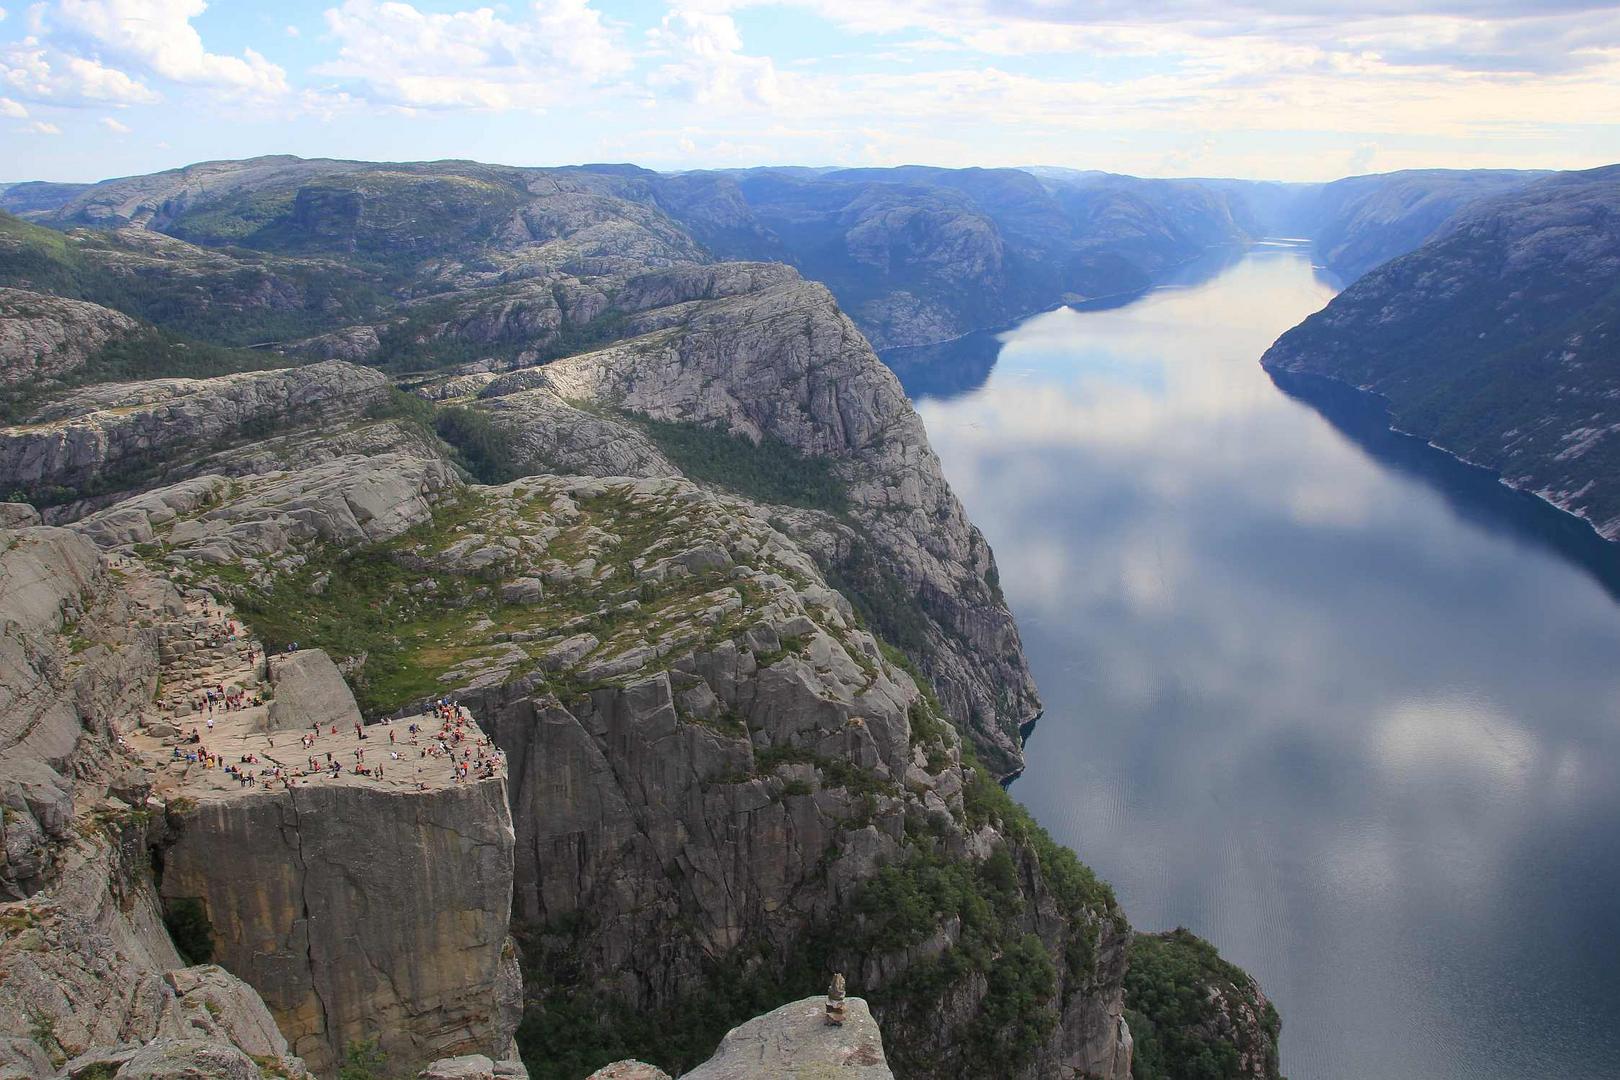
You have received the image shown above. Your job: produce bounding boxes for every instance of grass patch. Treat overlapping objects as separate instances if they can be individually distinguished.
[627,413,850,513]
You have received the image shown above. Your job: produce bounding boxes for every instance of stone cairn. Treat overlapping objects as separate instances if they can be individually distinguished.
[826,973,848,1026]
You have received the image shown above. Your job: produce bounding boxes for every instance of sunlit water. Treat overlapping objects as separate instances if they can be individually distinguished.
[890,244,1620,1080]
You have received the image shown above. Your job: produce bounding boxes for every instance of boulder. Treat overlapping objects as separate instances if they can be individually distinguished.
[585,1063,672,1080]
[266,649,362,732]
[0,503,40,528]
[112,1039,260,1080]
[418,1055,495,1080]
[499,577,544,605]
[683,996,892,1079]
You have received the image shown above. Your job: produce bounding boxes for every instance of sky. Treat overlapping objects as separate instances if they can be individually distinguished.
[2,0,1618,183]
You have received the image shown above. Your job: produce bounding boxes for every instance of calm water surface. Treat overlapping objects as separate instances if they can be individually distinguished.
[892,244,1620,1080]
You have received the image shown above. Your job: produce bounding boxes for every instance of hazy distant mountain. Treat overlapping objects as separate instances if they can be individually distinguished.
[1263,164,1620,539]
[1293,169,1547,282]
[3,159,1557,353]
[651,165,1257,348]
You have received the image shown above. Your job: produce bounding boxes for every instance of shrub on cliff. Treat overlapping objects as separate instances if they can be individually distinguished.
[1125,928,1282,1080]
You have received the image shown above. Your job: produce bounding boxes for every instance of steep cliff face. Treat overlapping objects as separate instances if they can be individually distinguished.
[158,779,518,1074]
[458,274,1039,774]
[88,457,1118,1080]
[0,522,311,1078]
[0,152,1285,1080]
[0,511,525,1079]
[0,360,395,516]
[1263,164,1620,539]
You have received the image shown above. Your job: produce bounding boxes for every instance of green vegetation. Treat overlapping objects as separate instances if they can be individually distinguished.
[434,405,521,485]
[162,897,214,964]
[223,502,503,715]
[366,388,522,485]
[211,486,767,716]
[517,922,843,1080]
[518,742,1118,1080]
[1125,928,1282,1080]
[1,327,291,426]
[823,538,932,656]
[628,414,850,512]
[0,211,381,347]
[335,1038,387,1080]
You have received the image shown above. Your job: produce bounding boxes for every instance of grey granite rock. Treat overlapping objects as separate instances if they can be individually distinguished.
[684,996,892,1079]
[0,288,140,388]
[266,649,362,732]
[0,361,391,515]
[112,1039,259,1080]
[157,777,518,1075]
[418,1054,496,1079]
[480,276,1039,773]
[0,503,40,528]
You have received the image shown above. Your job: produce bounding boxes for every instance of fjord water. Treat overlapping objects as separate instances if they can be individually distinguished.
[894,244,1620,1080]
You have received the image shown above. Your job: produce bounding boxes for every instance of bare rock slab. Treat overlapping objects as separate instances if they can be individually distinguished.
[684,996,893,1080]
[265,649,361,732]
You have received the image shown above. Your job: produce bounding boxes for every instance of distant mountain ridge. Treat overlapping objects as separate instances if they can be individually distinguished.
[1263,164,1620,539]
[3,158,1549,351]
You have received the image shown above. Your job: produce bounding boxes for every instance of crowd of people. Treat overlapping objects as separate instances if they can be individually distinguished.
[165,698,503,793]
[413,700,506,784]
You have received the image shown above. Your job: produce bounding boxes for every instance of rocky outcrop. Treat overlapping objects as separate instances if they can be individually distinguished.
[474,276,1039,773]
[478,388,678,480]
[0,361,392,514]
[72,450,457,565]
[137,467,1116,1079]
[683,995,892,1079]
[0,288,140,388]
[265,649,362,732]
[0,522,149,899]
[417,1053,529,1080]
[1263,164,1620,540]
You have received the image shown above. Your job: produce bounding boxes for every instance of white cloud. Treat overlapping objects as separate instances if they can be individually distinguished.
[648,8,780,107]
[28,119,61,133]
[317,0,628,110]
[99,114,129,132]
[728,0,1620,78]
[285,25,299,37]
[0,95,25,116]
[0,37,161,104]
[52,0,288,95]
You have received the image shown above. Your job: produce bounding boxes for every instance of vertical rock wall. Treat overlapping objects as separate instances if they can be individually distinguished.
[157,770,519,1075]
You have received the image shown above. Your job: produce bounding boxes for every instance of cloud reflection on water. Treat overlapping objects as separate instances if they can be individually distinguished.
[903,244,1620,1080]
